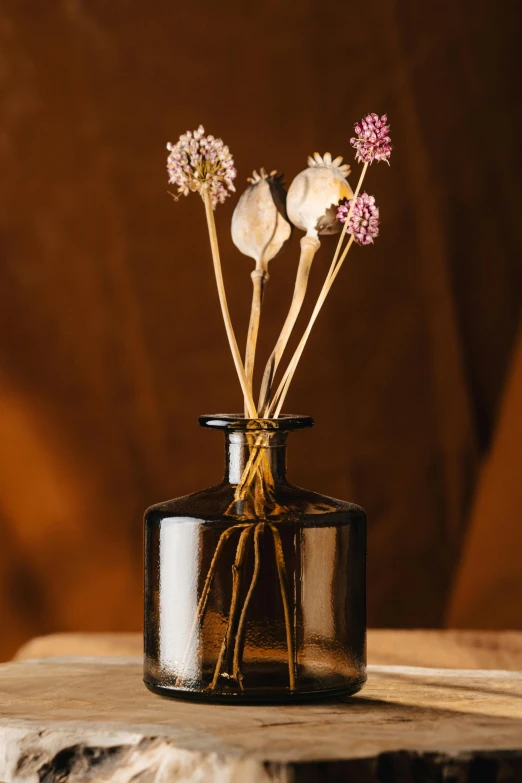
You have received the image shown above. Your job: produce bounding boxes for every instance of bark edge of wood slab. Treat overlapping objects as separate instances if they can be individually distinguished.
[1,658,522,782]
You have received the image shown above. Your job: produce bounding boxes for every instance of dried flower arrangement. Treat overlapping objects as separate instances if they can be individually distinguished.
[165,113,392,692]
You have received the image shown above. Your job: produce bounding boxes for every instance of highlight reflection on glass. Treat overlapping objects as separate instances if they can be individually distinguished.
[158,519,200,679]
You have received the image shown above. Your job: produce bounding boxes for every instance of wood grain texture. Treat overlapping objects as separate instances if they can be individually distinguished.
[1,658,522,781]
[1,0,522,663]
[13,630,522,672]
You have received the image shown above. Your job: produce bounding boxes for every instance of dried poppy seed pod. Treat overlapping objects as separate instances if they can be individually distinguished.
[231,169,292,272]
[286,153,352,238]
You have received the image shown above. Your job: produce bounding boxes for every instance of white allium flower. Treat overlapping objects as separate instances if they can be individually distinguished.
[166,125,237,209]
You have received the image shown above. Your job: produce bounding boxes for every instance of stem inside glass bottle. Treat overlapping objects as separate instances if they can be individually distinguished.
[181,422,297,692]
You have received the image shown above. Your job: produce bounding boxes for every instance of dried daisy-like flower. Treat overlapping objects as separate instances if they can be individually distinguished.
[350,114,392,165]
[337,194,379,245]
[286,152,352,237]
[167,125,237,209]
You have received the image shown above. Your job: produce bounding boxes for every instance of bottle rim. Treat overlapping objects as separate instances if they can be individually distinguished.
[198,414,314,431]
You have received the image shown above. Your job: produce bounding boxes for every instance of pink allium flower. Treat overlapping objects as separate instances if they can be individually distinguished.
[350,113,392,165]
[167,125,237,208]
[337,193,379,245]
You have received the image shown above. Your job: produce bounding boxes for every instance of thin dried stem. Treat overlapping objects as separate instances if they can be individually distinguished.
[229,431,292,519]
[202,187,257,418]
[267,162,370,418]
[210,525,253,689]
[232,223,357,496]
[232,437,265,502]
[270,524,296,690]
[231,435,276,507]
[244,268,267,416]
[269,236,355,417]
[258,236,321,414]
[325,161,369,287]
[174,522,247,686]
[233,522,264,688]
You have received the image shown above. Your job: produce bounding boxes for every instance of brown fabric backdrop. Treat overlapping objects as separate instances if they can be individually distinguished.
[1,0,521,660]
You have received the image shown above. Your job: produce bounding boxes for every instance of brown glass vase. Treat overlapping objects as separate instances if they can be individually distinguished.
[143,415,366,703]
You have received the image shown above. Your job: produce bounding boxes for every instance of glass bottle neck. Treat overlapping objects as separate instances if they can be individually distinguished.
[224,431,288,485]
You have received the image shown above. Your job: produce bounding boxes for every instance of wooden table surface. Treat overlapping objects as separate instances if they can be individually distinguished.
[2,631,522,782]
[13,628,522,670]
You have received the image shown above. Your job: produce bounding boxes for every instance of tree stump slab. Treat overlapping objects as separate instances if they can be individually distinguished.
[1,657,522,782]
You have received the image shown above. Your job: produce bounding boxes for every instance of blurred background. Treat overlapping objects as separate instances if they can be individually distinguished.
[0,0,521,661]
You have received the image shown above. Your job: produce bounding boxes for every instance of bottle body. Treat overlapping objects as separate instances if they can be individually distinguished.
[144,416,366,703]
